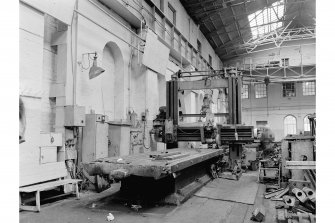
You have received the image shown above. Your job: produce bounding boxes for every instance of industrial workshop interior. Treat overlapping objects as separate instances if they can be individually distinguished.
[15,0,324,222]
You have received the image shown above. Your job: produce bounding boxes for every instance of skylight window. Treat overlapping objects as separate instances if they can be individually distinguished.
[248,0,285,39]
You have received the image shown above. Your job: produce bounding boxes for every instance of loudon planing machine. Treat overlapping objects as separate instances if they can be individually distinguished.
[84,68,254,204]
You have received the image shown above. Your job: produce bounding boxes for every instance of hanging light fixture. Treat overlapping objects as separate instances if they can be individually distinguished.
[89,52,105,79]
[79,52,105,79]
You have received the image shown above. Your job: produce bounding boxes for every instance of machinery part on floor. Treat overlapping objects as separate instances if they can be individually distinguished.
[303,169,316,190]
[277,209,316,223]
[292,188,308,203]
[302,187,315,203]
[283,195,299,207]
[250,207,265,222]
[210,164,218,179]
[272,187,289,200]
[288,179,312,191]
[264,187,286,199]
[95,175,110,193]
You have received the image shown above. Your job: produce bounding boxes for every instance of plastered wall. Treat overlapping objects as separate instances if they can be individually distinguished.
[20,3,46,166]
[75,0,133,120]
[20,0,225,159]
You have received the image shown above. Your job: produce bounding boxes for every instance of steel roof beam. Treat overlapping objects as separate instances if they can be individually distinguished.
[217,27,315,58]
[199,0,314,25]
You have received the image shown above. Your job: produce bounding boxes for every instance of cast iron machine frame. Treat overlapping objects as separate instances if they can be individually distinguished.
[152,68,254,177]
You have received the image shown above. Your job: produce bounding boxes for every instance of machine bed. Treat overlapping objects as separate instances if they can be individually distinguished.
[83,148,223,180]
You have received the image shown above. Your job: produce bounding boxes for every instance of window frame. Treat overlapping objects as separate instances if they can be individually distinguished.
[159,0,164,12]
[242,84,249,99]
[209,54,212,66]
[303,115,311,132]
[284,115,297,136]
[247,0,285,39]
[254,83,267,98]
[197,39,202,55]
[302,81,316,96]
[282,82,296,97]
[281,58,289,67]
[167,3,176,25]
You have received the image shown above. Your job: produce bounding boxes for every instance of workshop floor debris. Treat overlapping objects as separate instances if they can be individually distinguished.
[264,184,316,222]
[20,171,279,223]
[194,175,259,205]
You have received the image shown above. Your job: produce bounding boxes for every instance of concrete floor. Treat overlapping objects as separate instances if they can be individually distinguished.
[20,172,277,223]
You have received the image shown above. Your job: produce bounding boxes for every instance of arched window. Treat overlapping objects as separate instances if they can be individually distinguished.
[284,115,297,136]
[304,115,310,132]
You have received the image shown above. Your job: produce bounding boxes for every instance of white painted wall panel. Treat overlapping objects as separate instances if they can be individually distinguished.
[21,0,76,25]
[76,0,132,120]
[20,3,44,37]
[19,3,45,169]
[143,29,170,75]
[19,30,44,96]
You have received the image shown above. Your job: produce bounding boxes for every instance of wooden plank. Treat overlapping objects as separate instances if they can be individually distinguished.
[289,165,315,170]
[178,79,228,90]
[286,161,315,169]
[273,187,289,199]
[20,162,67,187]
[264,188,285,199]
[20,179,81,192]
[286,161,316,166]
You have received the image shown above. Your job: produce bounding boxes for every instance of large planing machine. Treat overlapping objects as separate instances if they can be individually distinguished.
[152,69,254,167]
[84,68,254,204]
